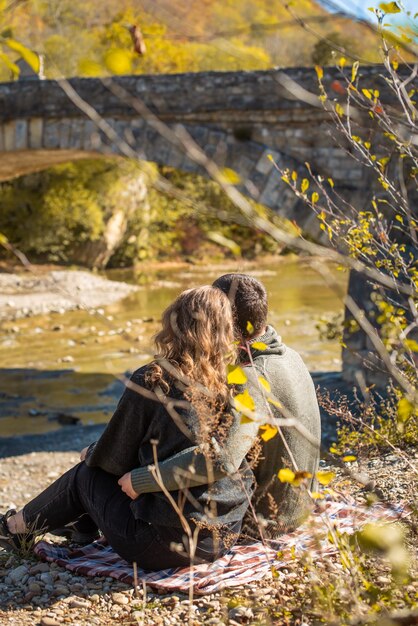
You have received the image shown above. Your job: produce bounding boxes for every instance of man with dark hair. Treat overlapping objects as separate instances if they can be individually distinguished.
[120,273,321,538]
[213,274,268,340]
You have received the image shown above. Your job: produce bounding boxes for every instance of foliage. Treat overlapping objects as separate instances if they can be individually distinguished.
[0,160,289,266]
[111,166,290,265]
[0,0,397,80]
[0,159,144,263]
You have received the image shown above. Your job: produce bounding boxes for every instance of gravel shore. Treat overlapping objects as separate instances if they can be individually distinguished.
[0,446,416,626]
[0,271,138,321]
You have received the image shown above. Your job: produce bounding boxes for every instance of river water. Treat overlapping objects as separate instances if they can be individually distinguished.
[0,258,348,437]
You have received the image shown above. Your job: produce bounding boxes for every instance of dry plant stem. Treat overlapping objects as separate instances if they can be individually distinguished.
[133,561,139,598]
[148,441,197,621]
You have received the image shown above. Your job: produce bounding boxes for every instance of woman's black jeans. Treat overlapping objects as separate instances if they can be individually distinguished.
[23,462,238,569]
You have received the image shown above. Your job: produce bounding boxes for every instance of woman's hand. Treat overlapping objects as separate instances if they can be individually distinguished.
[118,472,138,499]
[80,446,89,461]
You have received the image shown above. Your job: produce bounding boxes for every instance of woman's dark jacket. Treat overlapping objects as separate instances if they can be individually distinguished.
[86,366,253,528]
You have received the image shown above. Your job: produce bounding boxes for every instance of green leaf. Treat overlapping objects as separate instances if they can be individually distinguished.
[4,38,40,73]
[104,49,132,75]
[227,364,248,385]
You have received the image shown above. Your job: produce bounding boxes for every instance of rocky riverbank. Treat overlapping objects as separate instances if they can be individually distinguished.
[0,447,417,626]
[0,270,139,321]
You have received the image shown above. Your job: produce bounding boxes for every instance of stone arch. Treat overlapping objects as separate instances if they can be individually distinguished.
[0,116,320,235]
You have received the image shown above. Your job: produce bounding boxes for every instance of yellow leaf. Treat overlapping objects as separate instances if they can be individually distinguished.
[78,58,103,77]
[405,339,418,352]
[362,88,372,100]
[335,103,344,117]
[301,178,309,193]
[311,491,325,500]
[258,376,271,393]
[227,365,248,385]
[220,167,241,185]
[291,170,298,182]
[351,61,359,83]
[328,177,334,188]
[364,141,371,150]
[293,470,312,486]
[315,65,323,80]
[207,232,241,256]
[392,59,399,70]
[379,2,401,14]
[246,320,254,335]
[234,389,255,413]
[342,455,357,462]
[316,470,335,486]
[240,414,254,424]
[397,397,413,423]
[339,57,347,68]
[278,468,295,483]
[4,39,40,73]
[0,52,20,78]
[268,397,282,409]
[251,341,267,351]
[311,192,319,204]
[259,424,278,442]
[104,49,132,75]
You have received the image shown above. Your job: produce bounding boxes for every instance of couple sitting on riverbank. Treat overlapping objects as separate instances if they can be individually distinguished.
[0,274,321,569]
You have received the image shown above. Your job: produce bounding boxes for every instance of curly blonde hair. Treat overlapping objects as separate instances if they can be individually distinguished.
[146,286,236,405]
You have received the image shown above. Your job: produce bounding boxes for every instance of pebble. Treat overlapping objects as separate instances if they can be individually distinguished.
[68,598,91,609]
[112,592,129,605]
[228,606,254,623]
[8,565,29,584]
[40,618,61,626]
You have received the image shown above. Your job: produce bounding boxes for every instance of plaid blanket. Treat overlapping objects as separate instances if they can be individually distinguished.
[33,500,404,595]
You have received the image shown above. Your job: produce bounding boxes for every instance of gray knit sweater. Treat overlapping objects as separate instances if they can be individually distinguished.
[130,327,321,536]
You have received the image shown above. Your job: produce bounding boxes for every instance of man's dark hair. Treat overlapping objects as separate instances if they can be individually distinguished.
[212,274,268,339]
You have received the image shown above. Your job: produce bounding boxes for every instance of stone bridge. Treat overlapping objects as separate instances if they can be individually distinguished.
[0,66,411,385]
[0,65,397,236]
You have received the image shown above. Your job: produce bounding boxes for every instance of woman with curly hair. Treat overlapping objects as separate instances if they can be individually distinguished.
[0,286,253,568]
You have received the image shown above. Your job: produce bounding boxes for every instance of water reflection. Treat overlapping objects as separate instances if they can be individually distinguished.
[0,259,348,436]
